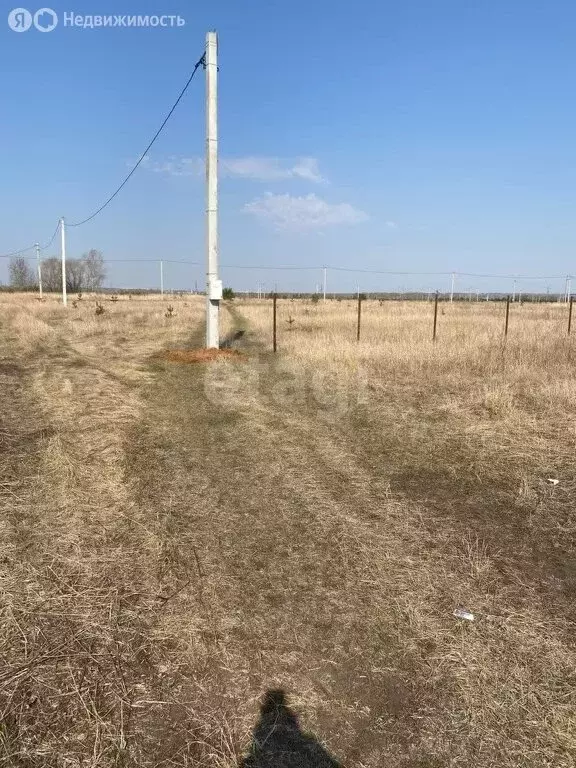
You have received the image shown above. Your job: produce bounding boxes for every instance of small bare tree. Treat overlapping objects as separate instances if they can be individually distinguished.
[9,256,35,289]
[66,260,85,293]
[41,257,62,292]
[82,250,106,291]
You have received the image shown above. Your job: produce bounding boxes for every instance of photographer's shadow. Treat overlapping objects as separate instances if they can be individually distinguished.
[241,689,342,768]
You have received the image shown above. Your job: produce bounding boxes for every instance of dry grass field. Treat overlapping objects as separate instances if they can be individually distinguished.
[1,292,575,767]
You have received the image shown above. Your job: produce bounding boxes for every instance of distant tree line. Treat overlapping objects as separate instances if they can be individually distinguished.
[8,250,106,292]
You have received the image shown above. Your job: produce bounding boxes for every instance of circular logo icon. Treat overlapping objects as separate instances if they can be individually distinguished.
[8,7,32,31]
[34,7,57,31]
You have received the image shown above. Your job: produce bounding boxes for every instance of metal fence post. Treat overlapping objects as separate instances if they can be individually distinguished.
[432,290,439,342]
[273,293,277,353]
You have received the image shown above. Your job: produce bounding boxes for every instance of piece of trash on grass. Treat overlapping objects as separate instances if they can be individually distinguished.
[453,608,475,622]
[547,478,560,486]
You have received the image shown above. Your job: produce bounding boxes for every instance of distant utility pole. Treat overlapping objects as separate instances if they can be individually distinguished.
[205,30,221,348]
[323,267,327,302]
[565,276,572,304]
[450,272,455,303]
[160,259,164,297]
[60,217,67,307]
[512,279,517,302]
[35,242,42,300]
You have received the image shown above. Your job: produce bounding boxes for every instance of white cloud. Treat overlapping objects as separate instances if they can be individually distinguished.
[137,155,325,183]
[138,155,203,177]
[222,156,325,183]
[243,192,369,231]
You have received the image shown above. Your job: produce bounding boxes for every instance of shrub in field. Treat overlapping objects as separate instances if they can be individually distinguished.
[95,302,105,316]
[223,287,235,300]
[165,305,175,319]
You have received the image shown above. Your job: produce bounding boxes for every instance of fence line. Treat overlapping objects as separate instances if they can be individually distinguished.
[262,293,576,354]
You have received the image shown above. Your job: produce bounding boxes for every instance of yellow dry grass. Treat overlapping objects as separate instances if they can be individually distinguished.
[1,292,575,767]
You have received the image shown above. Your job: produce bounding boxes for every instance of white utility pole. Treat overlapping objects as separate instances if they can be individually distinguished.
[450,272,455,303]
[35,242,43,300]
[205,30,221,348]
[565,276,571,304]
[160,259,164,297]
[323,267,327,302]
[60,217,67,306]
[512,279,517,302]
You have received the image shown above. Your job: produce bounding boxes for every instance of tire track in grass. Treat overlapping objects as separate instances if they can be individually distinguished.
[125,320,452,768]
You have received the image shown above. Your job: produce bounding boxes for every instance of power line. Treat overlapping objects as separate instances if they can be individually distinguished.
[0,243,36,260]
[40,220,62,251]
[221,263,321,271]
[329,266,450,276]
[3,252,574,283]
[67,53,205,229]
[1,53,204,256]
[1,219,63,260]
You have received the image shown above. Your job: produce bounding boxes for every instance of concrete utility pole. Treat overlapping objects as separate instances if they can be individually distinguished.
[35,242,42,300]
[565,276,571,304]
[60,217,67,306]
[512,279,517,303]
[160,259,164,297]
[450,272,455,303]
[205,30,221,348]
[323,267,327,302]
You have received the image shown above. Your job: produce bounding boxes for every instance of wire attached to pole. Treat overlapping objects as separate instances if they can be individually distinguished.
[0,220,61,260]
[67,54,205,228]
[1,54,204,258]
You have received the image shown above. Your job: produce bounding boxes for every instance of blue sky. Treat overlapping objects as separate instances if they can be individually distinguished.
[1,0,576,294]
